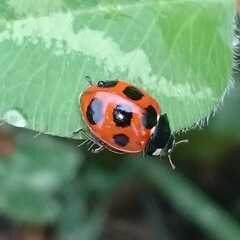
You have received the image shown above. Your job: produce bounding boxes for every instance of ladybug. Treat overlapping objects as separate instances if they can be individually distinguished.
[76,79,187,168]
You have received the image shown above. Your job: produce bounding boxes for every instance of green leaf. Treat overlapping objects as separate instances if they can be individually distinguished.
[211,81,240,139]
[0,131,80,223]
[0,0,233,137]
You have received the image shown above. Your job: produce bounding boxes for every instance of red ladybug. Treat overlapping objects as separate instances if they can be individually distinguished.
[76,79,187,168]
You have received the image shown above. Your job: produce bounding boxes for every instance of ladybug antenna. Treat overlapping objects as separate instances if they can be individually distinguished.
[168,154,176,170]
[85,75,93,86]
[167,138,189,170]
[175,139,189,146]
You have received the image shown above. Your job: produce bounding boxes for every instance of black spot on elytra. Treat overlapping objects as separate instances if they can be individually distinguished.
[113,134,129,147]
[123,86,144,101]
[113,104,133,128]
[86,98,103,125]
[142,105,158,129]
[97,80,118,88]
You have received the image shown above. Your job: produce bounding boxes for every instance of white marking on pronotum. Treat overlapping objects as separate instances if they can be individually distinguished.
[152,148,163,156]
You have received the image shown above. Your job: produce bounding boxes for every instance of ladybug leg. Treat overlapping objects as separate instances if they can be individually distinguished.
[175,139,189,146]
[73,128,94,141]
[167,154,176,170]
[88,142,96,151]
[72,128,85,135]
[87,140,104,153]
[77,139,90,147]
[73,129,91,147]
[91,145,104,154]
[73,128,93,146]
[77,129,97,143]
[73,128,105,152]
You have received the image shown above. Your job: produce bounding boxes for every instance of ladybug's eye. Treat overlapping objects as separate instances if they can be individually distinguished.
[97,81,105,87]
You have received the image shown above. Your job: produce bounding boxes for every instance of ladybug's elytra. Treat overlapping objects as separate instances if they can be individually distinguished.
[77,79,187,168]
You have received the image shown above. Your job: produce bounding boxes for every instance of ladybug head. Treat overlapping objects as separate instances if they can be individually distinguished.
[97,80,119,88]
[145,114,188,169]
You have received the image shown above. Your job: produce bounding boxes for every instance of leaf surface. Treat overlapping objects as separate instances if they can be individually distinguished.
[0,0,233,137]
